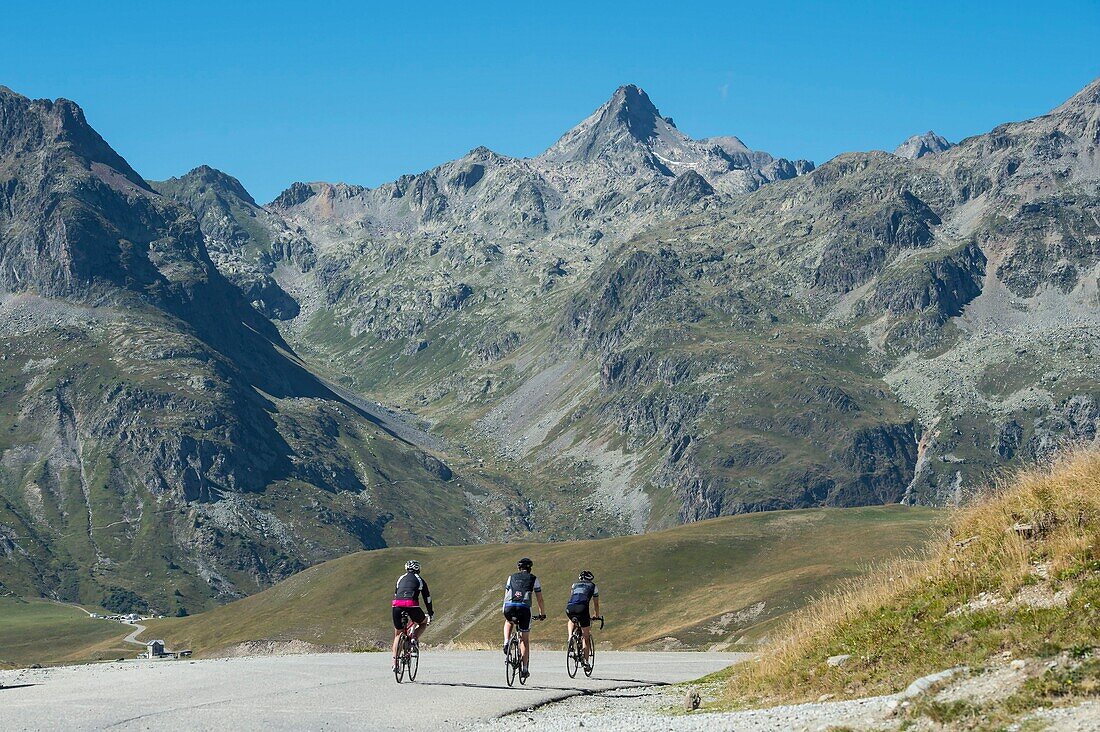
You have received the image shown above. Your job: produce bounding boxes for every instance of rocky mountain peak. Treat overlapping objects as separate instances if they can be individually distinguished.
[539,83,687,165]
[0,85,150,192]
[162,164,259,207]
[604,84,664,141]
[1056,76,1100,111]
[894,131,953,159]
[705,135,752,156]
[270,181,318,209]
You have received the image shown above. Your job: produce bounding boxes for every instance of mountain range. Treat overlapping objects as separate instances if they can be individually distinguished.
[0,79,1097,614]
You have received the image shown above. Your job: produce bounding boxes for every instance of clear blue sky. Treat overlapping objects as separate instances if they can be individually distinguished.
[3,1,1097,203]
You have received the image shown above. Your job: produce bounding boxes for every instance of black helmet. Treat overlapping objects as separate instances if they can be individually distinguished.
[579,570,594,582]
[517,557,533,570]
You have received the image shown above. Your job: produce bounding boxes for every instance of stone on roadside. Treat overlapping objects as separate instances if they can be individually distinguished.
[827,654,851,667]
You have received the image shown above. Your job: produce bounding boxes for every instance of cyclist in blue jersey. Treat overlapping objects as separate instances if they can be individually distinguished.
[502,557,545,681]
[565,570,600,670]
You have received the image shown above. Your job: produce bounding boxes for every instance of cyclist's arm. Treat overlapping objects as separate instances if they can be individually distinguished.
[535,589,545,616]
[593,596,600,617]
[421,577,434,616]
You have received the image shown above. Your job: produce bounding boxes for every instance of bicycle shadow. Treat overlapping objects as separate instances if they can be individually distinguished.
[415,681,537,691]
[587,677,668,685]
[416,680,597,694]
[0,684,38,691]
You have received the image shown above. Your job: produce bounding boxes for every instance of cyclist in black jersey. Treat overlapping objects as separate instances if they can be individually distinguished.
[565,570,600,669]
[391,560,433,672]
[502,557,545,681]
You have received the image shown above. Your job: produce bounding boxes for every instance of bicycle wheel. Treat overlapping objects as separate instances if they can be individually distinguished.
[584,639,595,677]
[394,646,405,683]
[504,636,518,687]
[406,635,419,681]
[566,632,580,678]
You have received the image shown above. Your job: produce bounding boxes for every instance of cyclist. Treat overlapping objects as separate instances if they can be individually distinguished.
[566,570,600,671]
[502,557,545,682]
[392,559,433,672]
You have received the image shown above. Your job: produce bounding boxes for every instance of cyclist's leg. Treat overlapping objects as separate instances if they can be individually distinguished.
[409,608,427,640]
[570,604,592,661]
[566,615,575,647]
[517,606,532,670]
[519,630,530,669]
[391,608,405,665]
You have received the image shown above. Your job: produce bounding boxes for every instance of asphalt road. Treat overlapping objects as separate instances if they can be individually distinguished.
[0,651,747,731]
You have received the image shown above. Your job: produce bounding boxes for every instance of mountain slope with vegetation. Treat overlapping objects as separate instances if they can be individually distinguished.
[2,76,1097,615]
[144,504,940,656]
[0,86,520,614]
[0,597,133,668]
[720,450,1100,727]
[161,79,1100,534]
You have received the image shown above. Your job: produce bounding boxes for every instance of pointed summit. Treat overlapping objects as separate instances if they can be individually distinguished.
[602,84,665,142]
[540,84,687,165]
[894,131,953,159]
[153,164,259,208]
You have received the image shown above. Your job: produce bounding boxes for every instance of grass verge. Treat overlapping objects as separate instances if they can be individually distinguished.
[719,450,1100,723]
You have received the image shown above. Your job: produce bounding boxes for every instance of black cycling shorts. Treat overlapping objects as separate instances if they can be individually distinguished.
[566,602,591,628]
[503,605,532,633]
[392,606,426,630]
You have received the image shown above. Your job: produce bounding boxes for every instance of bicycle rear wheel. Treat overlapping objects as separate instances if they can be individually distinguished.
[505,636,519,687]
[566,632,581,678]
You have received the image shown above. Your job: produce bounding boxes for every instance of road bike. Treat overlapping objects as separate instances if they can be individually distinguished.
[566,615,603,678]
[393,611,420,683]
[504,613,544,687]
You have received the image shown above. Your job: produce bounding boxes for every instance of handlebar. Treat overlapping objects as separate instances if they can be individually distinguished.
[593,616,605,629]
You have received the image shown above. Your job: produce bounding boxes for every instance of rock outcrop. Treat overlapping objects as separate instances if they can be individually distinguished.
[894,131,953,159]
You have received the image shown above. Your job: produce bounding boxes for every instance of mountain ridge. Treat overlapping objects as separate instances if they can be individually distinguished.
[0,85,525,614]
[2,77,1098,614]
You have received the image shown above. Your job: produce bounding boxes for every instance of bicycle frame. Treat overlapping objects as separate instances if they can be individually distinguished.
[394,612,421,683]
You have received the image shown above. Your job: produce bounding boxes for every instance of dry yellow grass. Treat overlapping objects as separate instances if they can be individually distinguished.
[722,449,1100,707]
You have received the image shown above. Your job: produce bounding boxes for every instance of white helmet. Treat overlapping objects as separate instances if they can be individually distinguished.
[405,560,420,572]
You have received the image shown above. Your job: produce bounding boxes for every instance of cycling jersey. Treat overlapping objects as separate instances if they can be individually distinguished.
[392,571,433,615]
[567,581,599,606]
[503,571,541,608]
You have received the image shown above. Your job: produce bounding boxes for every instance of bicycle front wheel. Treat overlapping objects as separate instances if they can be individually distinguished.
[584,641,595,677]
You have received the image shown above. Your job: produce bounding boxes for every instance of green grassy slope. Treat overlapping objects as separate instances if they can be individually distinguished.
[0,597,132,668]
[720,451,1100,726]
[146,505,941,656]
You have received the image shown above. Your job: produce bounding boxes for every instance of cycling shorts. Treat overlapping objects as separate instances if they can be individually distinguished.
[392,606,426,630]
[503,605,532,633]
[566,602,591,628]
